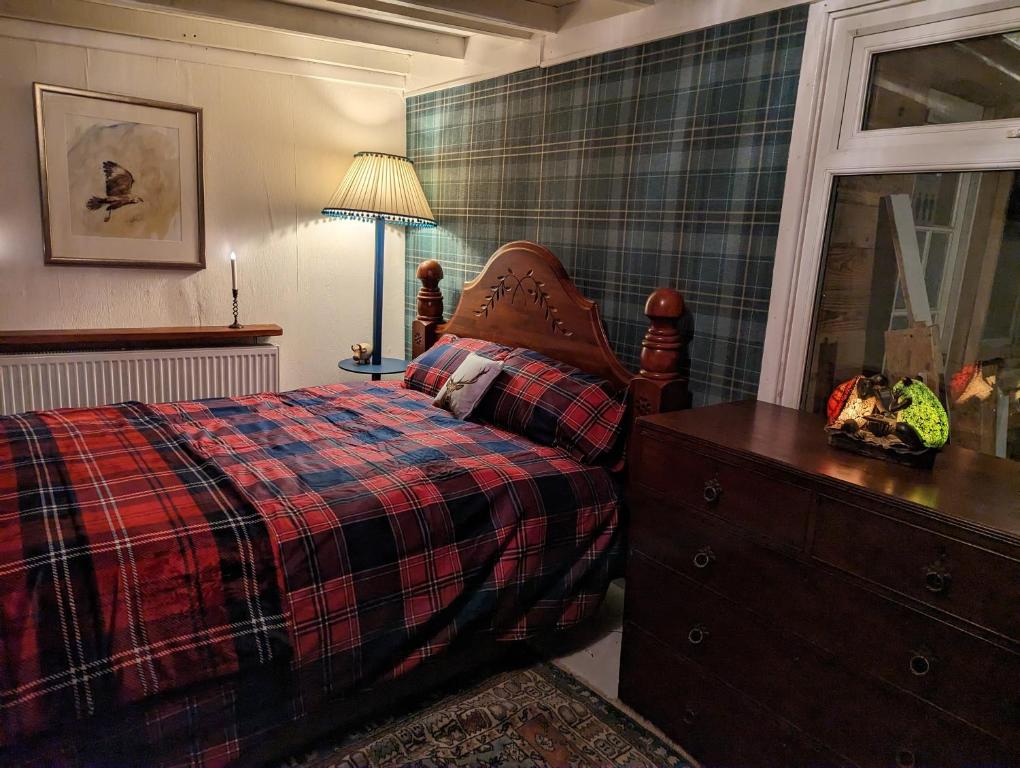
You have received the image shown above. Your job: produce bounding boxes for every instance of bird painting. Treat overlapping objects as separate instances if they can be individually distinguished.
[86,161,143,222]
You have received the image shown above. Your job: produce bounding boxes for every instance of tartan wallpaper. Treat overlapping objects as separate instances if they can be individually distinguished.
[405,5,808,406]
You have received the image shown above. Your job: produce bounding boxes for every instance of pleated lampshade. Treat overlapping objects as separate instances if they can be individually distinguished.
[322,152,436,228]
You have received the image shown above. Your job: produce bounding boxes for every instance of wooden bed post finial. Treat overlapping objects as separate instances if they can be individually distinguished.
[631,287,689,419]
[412,259,445,358]
[640,288,683,380]
[416,259,444,321]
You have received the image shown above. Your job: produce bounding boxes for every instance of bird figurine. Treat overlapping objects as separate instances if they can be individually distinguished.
[86,161,143,222]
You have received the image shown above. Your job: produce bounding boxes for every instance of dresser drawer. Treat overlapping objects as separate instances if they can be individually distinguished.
[620,622,847,768]
[625,552,1011,768]
[629,489,812,615]
[629,503,1020,743]
[631,433,811,548]
[814,497,1020,643]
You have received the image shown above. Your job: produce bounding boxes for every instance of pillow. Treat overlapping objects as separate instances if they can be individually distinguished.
[432,353,503,419]
[476,347,627,464]
[404,334,512,397]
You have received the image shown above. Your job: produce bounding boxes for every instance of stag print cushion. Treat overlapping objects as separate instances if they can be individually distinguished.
[433,353,504,419]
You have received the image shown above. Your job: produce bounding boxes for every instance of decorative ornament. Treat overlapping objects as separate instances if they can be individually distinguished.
[474,267,573,337]
[825,374,949,469]
[351,343,373,365]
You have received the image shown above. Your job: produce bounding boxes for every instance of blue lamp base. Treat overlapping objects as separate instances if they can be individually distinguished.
[339,216,407,382]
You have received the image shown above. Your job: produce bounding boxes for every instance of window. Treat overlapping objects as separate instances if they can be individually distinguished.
[804,171,1019,459]
[863,29,1020,130]
[761,0,1020,462]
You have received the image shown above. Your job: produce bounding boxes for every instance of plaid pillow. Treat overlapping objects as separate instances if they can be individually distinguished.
[404,334,513,397]
[477,347,627,465]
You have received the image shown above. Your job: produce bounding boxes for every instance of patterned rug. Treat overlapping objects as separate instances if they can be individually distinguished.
[282,660,689,767]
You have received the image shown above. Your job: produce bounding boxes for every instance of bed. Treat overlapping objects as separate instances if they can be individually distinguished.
[0,241,687,767]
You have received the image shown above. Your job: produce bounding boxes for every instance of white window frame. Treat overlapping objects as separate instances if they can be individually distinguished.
[758,0,1020,408]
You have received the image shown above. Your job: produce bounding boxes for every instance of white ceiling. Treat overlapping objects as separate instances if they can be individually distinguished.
[0,0,656,73]
[0,0,799,95]
[274,0,650,39]
[102,0,656,52]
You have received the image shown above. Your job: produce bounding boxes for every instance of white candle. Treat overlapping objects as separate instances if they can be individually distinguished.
[230,251,237,291]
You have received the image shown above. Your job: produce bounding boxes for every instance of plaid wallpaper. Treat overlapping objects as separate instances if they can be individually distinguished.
[405,5,808,406]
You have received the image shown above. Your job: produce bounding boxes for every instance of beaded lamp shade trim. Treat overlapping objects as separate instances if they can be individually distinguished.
[322,151,437,228]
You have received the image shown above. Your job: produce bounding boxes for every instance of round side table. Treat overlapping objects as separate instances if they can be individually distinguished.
[338,356,407,382]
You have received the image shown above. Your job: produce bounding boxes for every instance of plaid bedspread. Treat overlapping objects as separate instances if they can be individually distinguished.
[0,383,620,763]
[0,403,287,748]
[155,382,621,693]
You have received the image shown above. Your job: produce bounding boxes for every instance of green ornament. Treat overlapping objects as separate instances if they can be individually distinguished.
[892,378,949,450]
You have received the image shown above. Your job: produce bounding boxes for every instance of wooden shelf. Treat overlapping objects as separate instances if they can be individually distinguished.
[0,325,282,353]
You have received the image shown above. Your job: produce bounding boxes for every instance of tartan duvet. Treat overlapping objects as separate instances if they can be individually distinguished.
[0,382,621,765]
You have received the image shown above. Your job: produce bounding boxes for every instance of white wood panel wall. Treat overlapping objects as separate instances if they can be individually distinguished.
[0,21,408,392]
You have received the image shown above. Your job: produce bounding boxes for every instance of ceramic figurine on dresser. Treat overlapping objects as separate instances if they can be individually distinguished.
[825,374,950,468]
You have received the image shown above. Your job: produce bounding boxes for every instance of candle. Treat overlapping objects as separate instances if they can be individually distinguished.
[230,251,237,291]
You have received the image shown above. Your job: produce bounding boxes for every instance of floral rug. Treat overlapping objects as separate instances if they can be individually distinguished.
[282,659,689,767]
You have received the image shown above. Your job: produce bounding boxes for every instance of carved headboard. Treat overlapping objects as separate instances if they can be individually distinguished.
[412,241,689,419]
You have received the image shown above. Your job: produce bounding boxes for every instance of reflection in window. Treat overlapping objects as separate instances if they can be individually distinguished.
[863,30,1020,129]
[805,172,1020,461]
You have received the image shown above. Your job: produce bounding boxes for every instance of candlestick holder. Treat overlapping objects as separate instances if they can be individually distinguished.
[229,288,243,329]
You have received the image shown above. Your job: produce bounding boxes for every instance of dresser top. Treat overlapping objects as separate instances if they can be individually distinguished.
[640,400,1020,541]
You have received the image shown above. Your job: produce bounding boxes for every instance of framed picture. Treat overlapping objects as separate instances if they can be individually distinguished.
[34,83,205,270]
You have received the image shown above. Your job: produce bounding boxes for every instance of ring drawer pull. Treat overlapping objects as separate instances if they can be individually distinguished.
[895,749,916,768]
[687,624,709,645]
[692,546,716,570]
[909,649,934,677]
[924,566,951,595]
[682,707,698,725]
[703,478,723,504]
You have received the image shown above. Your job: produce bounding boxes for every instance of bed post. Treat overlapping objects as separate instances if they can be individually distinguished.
[412,259,445,358]
[630,288,689,419]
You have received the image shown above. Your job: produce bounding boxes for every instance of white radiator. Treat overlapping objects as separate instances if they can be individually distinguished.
[0,346,279,415]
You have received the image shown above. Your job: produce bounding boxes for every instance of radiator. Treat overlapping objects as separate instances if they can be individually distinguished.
[0,346,279,415]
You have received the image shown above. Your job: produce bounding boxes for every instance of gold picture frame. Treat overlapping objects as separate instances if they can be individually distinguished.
[34,83,205,270]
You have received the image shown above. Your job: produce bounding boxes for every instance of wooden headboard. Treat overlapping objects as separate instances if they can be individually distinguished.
[411,241,690,419]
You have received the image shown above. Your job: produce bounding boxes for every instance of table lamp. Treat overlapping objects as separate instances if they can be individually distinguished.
[323,151,436,379]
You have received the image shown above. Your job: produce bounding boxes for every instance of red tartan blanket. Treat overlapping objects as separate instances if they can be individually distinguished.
[154,382,621,693]
[0,402,287,747]
[1,383,620,762]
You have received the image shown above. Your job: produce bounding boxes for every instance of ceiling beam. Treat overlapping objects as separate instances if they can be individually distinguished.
[0,15,407,88]
[0,0,414,73]
[557,0,655,29]
[346,0,559,34]
[103,0,468,57]
[318,1,535,40]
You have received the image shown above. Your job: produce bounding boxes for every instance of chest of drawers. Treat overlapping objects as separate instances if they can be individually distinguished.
[620,400,1020,768]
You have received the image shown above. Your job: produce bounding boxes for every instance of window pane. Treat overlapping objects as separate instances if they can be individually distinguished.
[804,171,1020,461]
[924,231,950,300]
[911,173,958,226]
[863,30,1020,130]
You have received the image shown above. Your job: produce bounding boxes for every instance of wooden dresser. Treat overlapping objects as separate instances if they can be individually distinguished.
[620,400,1020,768]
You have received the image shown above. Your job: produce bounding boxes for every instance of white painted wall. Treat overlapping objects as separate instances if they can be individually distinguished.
[0,20,408,392]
